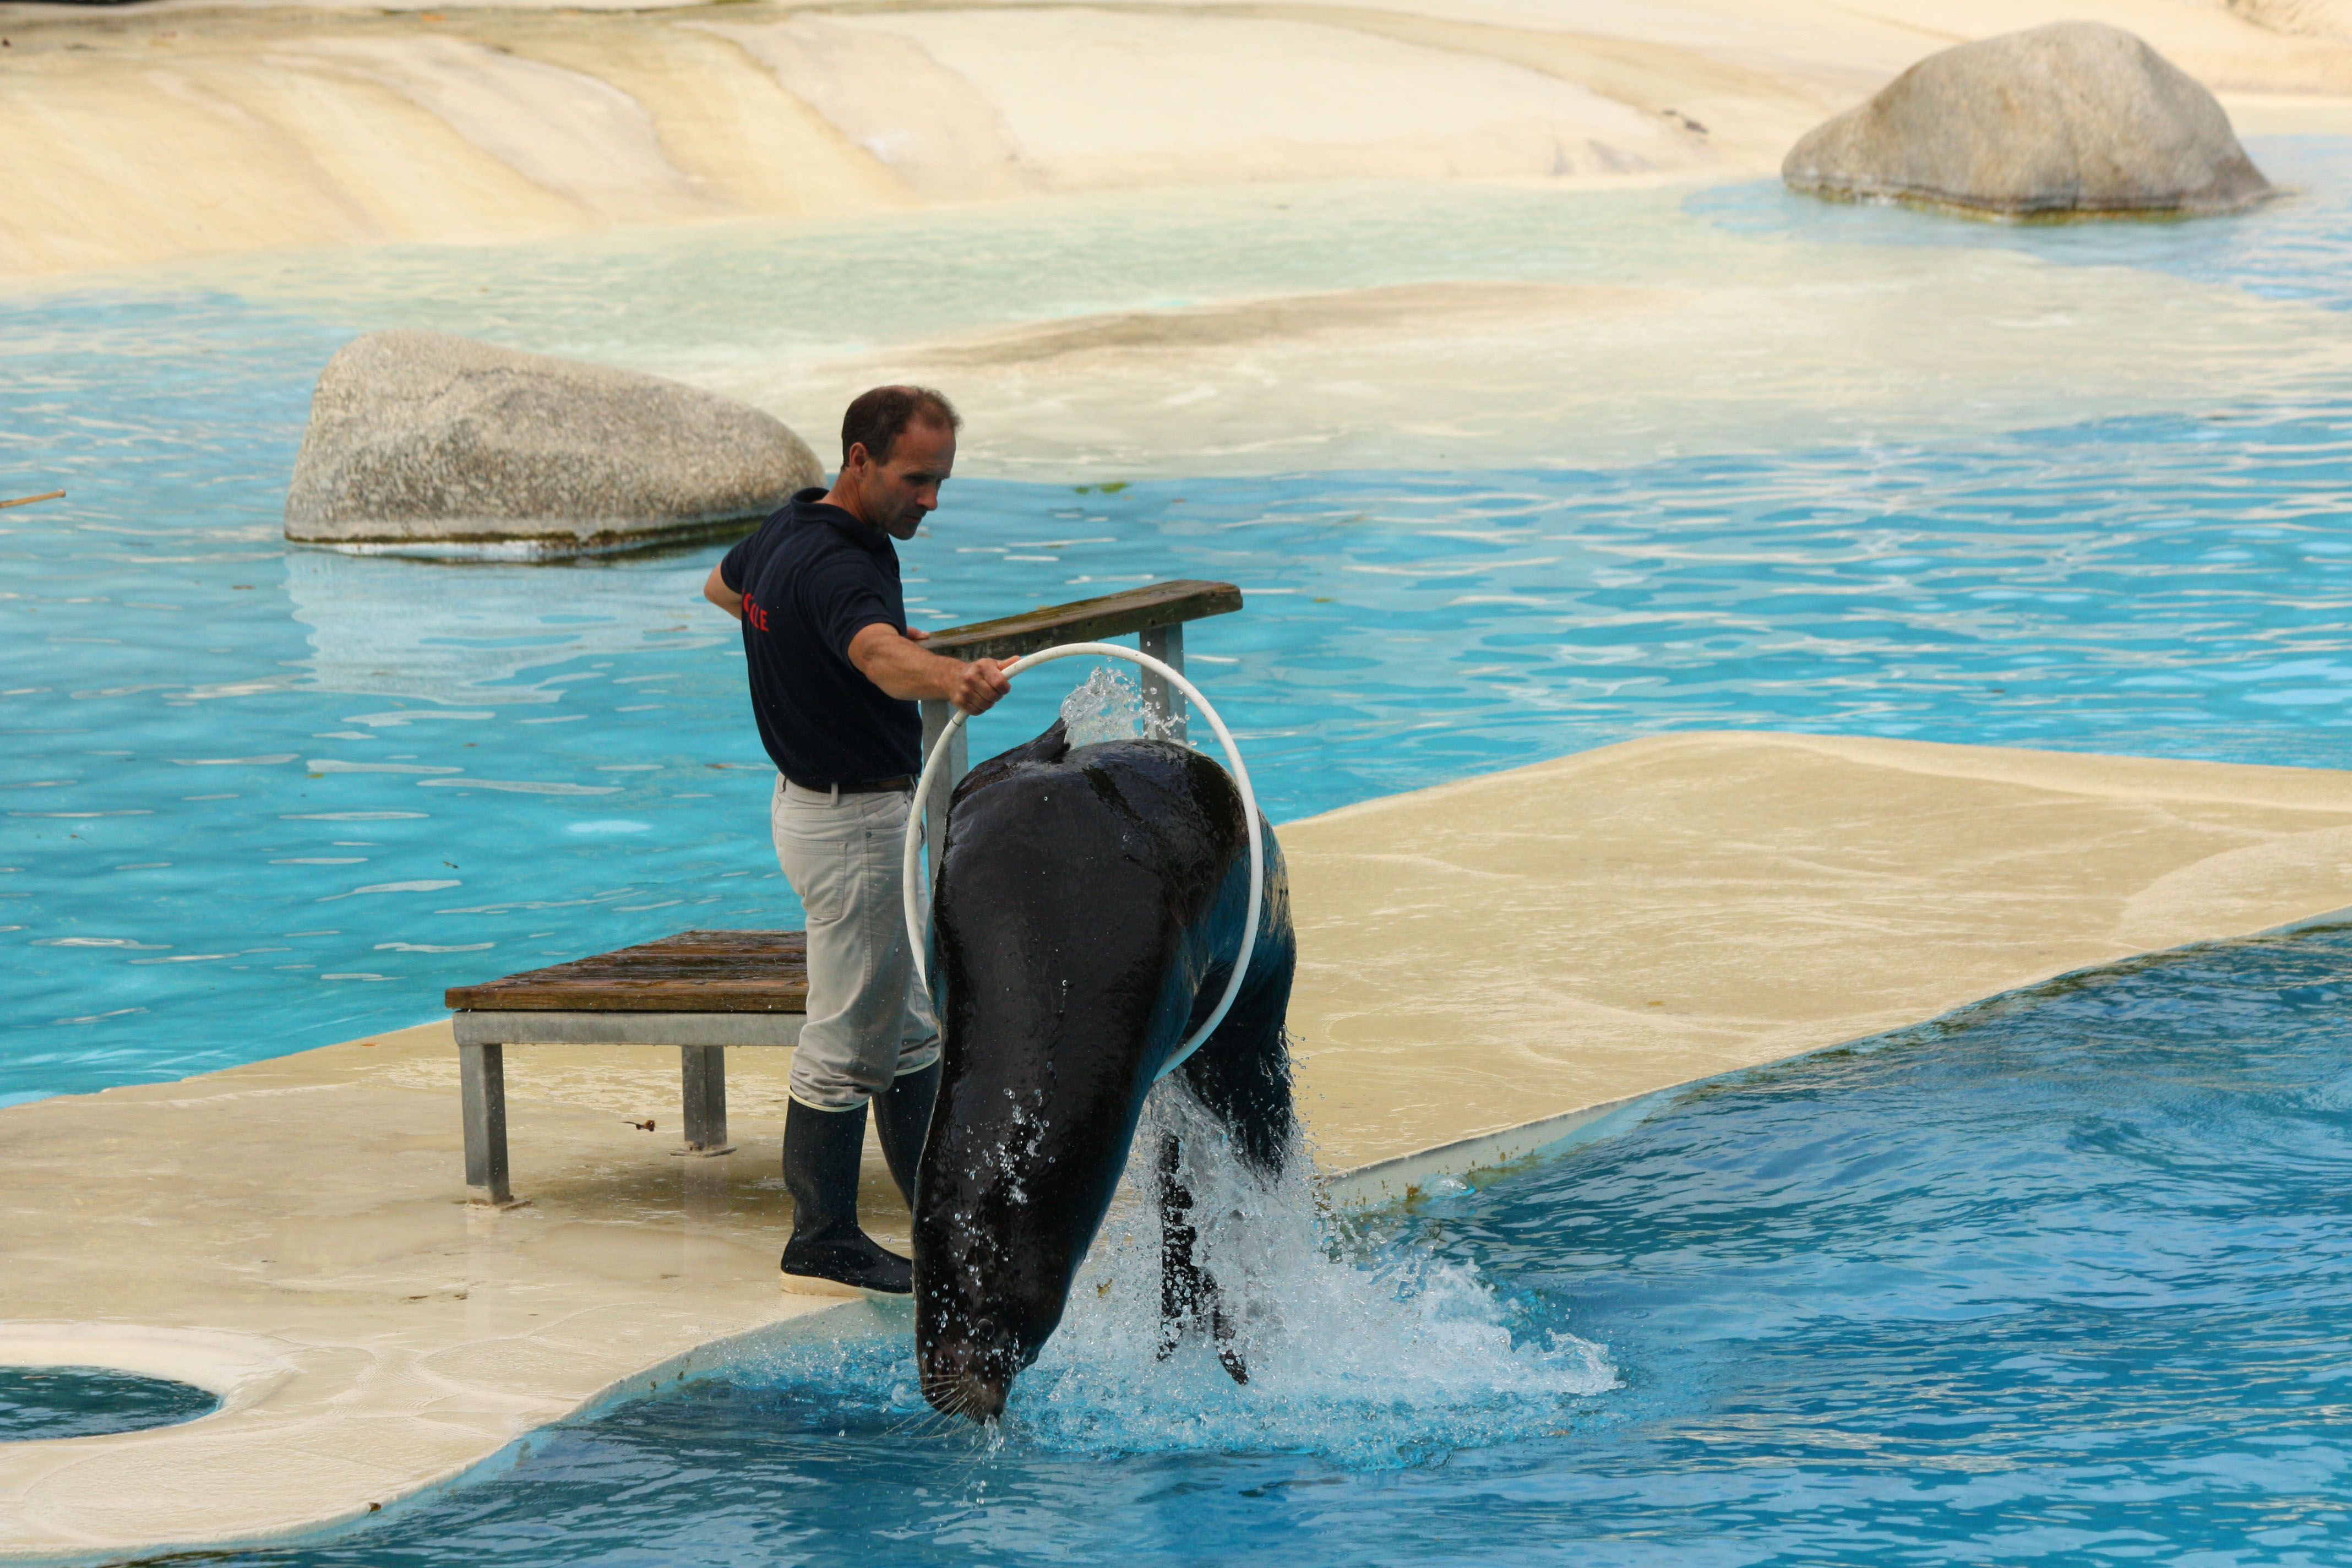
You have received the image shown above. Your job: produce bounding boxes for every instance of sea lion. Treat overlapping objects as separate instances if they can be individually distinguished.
[913,718,1297,1422]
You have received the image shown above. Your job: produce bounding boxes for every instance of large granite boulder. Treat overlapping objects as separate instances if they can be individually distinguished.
[284,330,823,558]
[1783,23,2272,219]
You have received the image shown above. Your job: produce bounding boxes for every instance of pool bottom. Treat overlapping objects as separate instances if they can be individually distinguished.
[141,922,2352,1568]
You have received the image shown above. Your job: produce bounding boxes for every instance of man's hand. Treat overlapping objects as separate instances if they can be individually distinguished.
[702,562,743,621]
[848,623,1012,715]
[946,656,1012,716]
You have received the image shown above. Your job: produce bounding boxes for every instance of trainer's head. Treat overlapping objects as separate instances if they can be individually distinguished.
[830,385,961,540]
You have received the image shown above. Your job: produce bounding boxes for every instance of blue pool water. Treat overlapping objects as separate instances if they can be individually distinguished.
[184,921,2352,1565]
[12,141,2352,1103]
[0,1366,217,1441]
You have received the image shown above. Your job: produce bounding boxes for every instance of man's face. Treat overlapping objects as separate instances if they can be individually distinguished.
[853,420,957,541]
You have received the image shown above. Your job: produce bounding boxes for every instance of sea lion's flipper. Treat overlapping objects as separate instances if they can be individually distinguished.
[1157,1131,1252,1385]
[1157,1132,1201,1361]
[1211,1296,1248,1385]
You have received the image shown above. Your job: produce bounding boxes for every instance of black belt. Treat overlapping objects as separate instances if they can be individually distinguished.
[786,775,914,795]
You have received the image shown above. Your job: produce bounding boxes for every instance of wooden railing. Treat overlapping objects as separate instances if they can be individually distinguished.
[923,579,1243,663]
[917,578,1244,858]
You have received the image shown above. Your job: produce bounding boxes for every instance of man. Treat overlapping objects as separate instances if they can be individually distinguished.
[704,385,1011,1294]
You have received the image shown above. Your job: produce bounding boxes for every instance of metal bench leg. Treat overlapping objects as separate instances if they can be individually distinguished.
[459,1041,512,1206]
[678,1044,734,1156]
[1139,623,1188,743]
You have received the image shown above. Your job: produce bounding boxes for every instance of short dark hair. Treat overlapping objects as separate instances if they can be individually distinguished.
[841,385,960,466]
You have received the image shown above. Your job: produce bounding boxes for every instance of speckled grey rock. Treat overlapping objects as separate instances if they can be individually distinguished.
[1783,23,2273,219]
[284,330,823,558]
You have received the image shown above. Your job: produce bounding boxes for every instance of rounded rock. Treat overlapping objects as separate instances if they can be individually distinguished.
[284,329,823,559]
[1782,22,2273,220]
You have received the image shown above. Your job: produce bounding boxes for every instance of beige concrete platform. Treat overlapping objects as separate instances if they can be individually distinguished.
[11,730,2352,1560]
[1294,731,2352,1195]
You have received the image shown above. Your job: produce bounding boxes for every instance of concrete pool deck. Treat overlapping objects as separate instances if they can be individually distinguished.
[10,729,2352,1559]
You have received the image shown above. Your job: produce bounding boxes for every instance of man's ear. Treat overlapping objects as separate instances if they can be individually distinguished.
[842,442,872,476]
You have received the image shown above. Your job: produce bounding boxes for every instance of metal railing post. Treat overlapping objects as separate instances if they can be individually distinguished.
[459,1039,511,1206]
[678,1044,732,1155]
[1137,622,1188,742]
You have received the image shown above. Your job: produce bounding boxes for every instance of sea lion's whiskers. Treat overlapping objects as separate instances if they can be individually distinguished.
[883,1404,944,1439]
[912,1395,971,1439]
[944,1413,1000,1467]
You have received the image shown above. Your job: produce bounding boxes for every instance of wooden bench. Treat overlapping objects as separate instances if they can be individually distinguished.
[445,929,807,1205]
[445,578,1243,1205]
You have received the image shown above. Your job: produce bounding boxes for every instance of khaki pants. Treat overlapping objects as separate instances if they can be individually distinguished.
[772,776,942,1111]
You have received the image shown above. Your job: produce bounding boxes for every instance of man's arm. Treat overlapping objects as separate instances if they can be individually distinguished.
[703,562,743,620]
[848,623,1011,715]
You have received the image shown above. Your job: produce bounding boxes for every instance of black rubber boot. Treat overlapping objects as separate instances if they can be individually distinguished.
[872,1060,940,1207]
[780,1098,912,1295]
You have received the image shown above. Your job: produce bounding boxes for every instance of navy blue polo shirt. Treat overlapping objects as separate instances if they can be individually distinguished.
[719,488,920,788]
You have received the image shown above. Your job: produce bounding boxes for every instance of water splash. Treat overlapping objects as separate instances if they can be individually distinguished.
[1056,666,1175,748]
[720,1077,1613,1468]
[999,1082,1616,1466]
[994,677,1609,1461]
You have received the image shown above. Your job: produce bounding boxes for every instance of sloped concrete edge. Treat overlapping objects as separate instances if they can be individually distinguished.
[1322,1091,1673,1209]
[1324,900,2352,1213]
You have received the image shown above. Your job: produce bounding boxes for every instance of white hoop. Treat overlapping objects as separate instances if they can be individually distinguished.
[900,642,1264,1083]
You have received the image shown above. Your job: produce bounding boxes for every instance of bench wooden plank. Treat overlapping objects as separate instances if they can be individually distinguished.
[924,579,1241,662]
[444,929,808,1013]
[451,1010,806,1047]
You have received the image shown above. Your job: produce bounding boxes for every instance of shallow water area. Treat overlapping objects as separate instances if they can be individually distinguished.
[162,922,2352,1566]
[0,1367,217,1442]
[65,142,2352,477]
[999,1085,1616,1466]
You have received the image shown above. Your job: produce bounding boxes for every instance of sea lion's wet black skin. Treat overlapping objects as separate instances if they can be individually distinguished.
[914,720,1295,1423]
